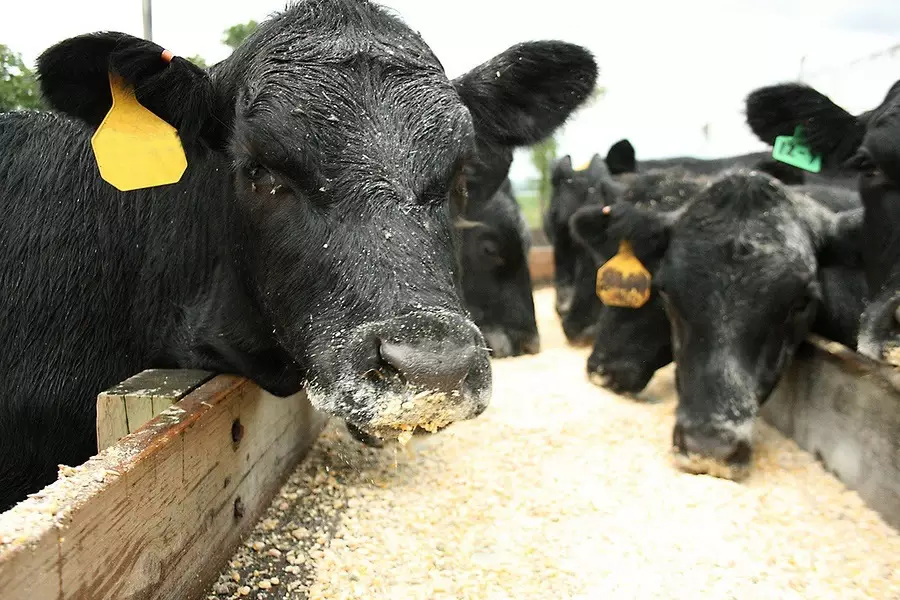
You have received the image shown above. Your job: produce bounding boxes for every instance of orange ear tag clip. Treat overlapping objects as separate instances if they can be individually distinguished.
[596,240,652,308]
[90,66,187,192]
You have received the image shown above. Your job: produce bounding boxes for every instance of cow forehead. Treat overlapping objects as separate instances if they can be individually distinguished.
[234,61,474,190]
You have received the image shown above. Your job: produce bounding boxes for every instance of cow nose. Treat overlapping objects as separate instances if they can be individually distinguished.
[521,334,541,355]
[378,339,477,391]
[672,422,751,465]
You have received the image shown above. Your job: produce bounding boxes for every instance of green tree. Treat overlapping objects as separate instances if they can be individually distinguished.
[530,136,558,215]
[0,45,42,111]
[223,20,258,50]
[186,54,208,68]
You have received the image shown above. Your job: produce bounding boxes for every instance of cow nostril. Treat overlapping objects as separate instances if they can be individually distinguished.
[378,340,476,391]
[727,439,753,465]
[672,423,686,453]
[522,334,541,355]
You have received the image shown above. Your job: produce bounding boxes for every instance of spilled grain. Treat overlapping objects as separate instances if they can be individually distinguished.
[209,287,900,600]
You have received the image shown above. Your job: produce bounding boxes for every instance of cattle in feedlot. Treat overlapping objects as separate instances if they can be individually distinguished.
[0,0,597,509]
[570,169,865,480]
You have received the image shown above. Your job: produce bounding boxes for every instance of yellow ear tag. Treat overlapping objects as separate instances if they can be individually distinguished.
[596,240,652,308]
[90,72,187,192]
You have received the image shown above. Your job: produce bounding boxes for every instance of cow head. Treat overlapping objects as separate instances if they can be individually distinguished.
[37,1,597,442]
[570,169,704,394]
[545,153,621,328]
[571,170,858,479]
[458,181,540,358]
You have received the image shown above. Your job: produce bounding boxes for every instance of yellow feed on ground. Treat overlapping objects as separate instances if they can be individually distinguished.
[210,287,900,600]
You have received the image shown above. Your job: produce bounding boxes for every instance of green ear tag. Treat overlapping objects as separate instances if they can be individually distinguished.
[772,125,822,173]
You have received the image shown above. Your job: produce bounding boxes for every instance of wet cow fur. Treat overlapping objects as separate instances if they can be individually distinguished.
[745,80,900,361]
[571,170,864,479]
[0,0,597,509]
[459,179,540,358]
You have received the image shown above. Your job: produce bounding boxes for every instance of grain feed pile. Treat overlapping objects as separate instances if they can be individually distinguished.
[208,287,900,600]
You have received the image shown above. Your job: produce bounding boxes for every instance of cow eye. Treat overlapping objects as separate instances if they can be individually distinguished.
[243,163,289,198]
[789,294,814,320]
[481,239,500,258]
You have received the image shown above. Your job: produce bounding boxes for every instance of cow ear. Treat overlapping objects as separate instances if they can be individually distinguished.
[745,83,865,166]
[815,207,865,269]
[606,138,636,174]
[453,41,597,147]
[552,155,574,183]
[569,202,673,264]
[36,32,225,148]
[586,153,610,181]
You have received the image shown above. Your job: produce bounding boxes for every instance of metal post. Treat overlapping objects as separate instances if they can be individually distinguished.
[142,0,152,41]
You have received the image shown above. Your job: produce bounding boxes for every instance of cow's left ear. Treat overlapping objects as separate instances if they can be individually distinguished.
[453,41,597,146]
[37,32,225,148]
[815,207,865,269]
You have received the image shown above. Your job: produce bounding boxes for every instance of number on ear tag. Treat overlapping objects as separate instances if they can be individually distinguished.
[772,125,822,173]
[90,72,188,191]
[596,240,652,308]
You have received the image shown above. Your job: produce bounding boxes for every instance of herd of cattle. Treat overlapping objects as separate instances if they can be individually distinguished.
[540,84,900,481]
[0,0,895,511]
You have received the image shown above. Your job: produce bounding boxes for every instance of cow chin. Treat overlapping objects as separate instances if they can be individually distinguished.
[303,308,492,443]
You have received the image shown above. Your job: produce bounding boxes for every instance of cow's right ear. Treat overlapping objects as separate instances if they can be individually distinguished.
[745,83,865,166]
[569,202,673,264]
[605,138,636,174]
[37,32,225,148]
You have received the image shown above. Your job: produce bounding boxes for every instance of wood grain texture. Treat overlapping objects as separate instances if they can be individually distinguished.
[96,369,213,451]
[0,374,326,600]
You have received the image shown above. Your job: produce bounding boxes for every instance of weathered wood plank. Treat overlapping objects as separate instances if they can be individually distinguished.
[528,245,554,285]
[0,375,326,600]
[763,334,900,530]
[96,369,213,451]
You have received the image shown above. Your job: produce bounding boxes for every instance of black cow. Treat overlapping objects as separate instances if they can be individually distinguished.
[544,154,620,331]
[553,143,816,346]
[571,170,864,480]
[459,179,540,358]
[574,172,863,396]
[744,81,900,361]
[0,0,597,509]
[574,169,707,394]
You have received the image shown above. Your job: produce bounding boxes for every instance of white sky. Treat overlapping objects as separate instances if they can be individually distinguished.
[3,0,899,183]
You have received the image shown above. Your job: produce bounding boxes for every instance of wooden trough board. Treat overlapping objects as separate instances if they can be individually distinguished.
[528,245,554,286]
[763,333,900,531]
[0,371,326,600]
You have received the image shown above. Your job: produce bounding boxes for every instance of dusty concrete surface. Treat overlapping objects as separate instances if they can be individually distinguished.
[208,288,900,600]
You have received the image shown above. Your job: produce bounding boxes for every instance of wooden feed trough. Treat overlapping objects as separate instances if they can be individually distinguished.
[763,334,900,530]
[0,370,325,600]
[528,245,554,286]
[2,318,900,596]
